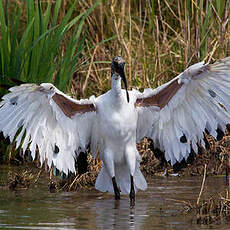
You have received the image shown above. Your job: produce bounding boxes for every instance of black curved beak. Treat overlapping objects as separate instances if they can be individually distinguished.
[111,56,130,103]
[119,67,130,103]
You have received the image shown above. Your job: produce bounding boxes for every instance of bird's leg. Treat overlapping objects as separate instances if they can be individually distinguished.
[112,177,120,200]
[103,150,120,200]
[129,175,135,206]
[124,147,136,206]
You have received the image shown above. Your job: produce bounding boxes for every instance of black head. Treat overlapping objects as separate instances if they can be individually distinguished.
[111,56,129,103]
[111,56,125,75]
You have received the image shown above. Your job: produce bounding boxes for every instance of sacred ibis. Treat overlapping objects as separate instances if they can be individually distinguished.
[1,56,230,205]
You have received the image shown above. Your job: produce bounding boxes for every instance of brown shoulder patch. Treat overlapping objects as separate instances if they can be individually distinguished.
[52,93,96,118]
[135,79,183,109]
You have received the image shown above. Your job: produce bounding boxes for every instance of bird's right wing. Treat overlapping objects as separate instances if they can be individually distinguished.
[0,83,97,174]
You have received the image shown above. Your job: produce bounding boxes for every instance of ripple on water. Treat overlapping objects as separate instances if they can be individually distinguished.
[0,165,229,230]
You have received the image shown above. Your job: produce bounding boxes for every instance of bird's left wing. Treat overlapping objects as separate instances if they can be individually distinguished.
[135,57,230,164]
[0,83,97,174]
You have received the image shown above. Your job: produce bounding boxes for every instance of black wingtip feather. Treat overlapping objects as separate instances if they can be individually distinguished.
[226,124,230,134]
[77,152,88,174]
[216,128,225,141]
[0,84,12,90]
[0,78,26,91]
[203,134,210,149]
[148,138,167,164]
[180,134,187,143]
[9,78,26,85]
[205,128,210,135]
[54,144,59,154]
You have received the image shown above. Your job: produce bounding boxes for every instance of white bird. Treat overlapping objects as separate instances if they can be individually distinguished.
[1,56,230,205]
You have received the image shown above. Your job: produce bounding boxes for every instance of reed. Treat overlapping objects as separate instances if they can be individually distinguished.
[72,0,230,99]
[0,0,230,165]
[0,0,102,161]
[0,0,100,93]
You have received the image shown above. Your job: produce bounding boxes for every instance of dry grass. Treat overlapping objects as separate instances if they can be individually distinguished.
[8,169,34,190]
[180,163,230,225]
[1,0,230,161]
[57,155,102,191]
[195,192,230,225]
[71,0,230,99]
[2,2,230,208]
[48,131,230,192]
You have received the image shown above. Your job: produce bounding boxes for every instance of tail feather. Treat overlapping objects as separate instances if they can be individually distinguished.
[95,164,114,193]
[95,162,147,194]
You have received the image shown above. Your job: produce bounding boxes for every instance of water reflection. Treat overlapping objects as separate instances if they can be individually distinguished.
[95,198,147,230]
[0,165,230,229]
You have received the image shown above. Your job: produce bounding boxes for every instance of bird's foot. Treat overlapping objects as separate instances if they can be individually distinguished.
[162,169,179,177]
[112,176,120,200]
[129,190,135,207]
[49,181,57,193]
[114,190,120,200]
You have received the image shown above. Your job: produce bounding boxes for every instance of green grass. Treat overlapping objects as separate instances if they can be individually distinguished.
[0,0,230,163]
[0,0,100,92]
[0,0,103,162]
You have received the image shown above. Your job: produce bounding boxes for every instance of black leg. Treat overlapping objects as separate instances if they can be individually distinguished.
[112,177,120,200]
[129,175,135,206]
[77,152,88,174]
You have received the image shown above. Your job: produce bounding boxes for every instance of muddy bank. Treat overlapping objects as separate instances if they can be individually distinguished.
[1,132,230,191]
[1,134,230,226]
[1,163,230,228]
[139,133,230,177]
[28,134,230,192]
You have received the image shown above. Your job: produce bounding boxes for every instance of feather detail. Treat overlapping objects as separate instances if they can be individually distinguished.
[135,57,230,164]
[0,83,97,174]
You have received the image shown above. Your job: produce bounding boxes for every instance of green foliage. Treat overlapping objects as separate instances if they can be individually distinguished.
[0,0,100,92]
[0,0,101,163]
[0,0,230,164]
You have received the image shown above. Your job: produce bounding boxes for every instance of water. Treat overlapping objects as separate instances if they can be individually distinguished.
[0,165,229,229]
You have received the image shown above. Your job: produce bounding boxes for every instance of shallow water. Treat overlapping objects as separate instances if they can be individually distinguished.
[0,165,229,230]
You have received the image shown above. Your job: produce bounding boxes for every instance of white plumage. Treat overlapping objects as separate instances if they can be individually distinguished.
[1,56,230,204]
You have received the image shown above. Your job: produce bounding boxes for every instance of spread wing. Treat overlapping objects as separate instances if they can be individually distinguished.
[135,57,230,164]
[0,83,97,174]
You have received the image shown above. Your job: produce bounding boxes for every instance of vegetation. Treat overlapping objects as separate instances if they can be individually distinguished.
[1,1,229,96]
[0,0,100,92]
[72,0,230,98]
[0,0,230,165]
[1,1,230,224]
